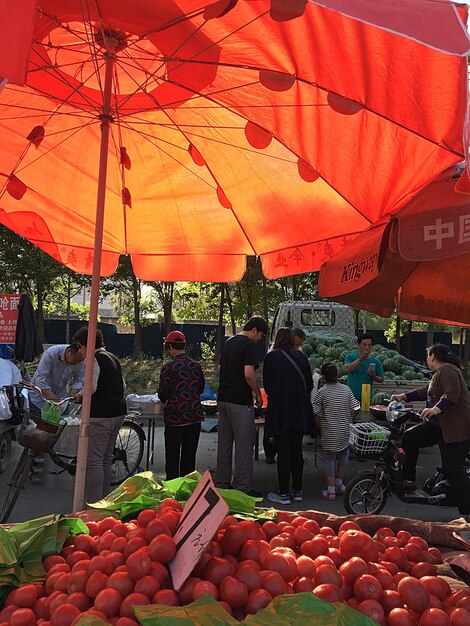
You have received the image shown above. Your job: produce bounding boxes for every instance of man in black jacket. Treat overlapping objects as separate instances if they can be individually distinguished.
[72,327,126,503]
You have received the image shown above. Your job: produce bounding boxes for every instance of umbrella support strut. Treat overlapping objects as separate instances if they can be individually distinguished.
[73,51,115,512]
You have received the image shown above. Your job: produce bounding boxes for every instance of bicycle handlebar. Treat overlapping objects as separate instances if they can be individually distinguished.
[20,380,75,406]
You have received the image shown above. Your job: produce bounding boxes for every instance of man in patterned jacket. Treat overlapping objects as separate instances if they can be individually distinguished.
[158,331,205,480]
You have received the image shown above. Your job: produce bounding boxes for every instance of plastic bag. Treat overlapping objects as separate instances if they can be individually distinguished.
[0,389,12,421]
[40,401,61,424]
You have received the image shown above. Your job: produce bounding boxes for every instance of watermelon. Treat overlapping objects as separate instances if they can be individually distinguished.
[383,358,400,373]
[371,392,390,405]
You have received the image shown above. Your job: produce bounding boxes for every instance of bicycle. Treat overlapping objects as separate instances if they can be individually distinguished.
[0,384,145,523]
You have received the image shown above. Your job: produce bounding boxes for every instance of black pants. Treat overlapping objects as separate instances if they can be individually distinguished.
[263,433,277,460]
[402,421,470,515]
[274,428,304,494]
[164,423,201,481]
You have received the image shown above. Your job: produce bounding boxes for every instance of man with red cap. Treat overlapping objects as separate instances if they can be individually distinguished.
[158,330,205,480]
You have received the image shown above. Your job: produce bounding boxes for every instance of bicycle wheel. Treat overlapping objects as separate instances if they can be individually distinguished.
[343,471,389,515]
[48,450,77,475]
[111,419,145,486]
[0,448,35,523]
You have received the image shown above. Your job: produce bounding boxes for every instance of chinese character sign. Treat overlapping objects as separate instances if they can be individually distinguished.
[0,295,20,344]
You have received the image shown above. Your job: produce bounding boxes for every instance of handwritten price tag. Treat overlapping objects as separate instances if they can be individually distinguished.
[169,470,229,591]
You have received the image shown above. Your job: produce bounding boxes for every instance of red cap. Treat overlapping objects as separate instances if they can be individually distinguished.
[165,330,186,344]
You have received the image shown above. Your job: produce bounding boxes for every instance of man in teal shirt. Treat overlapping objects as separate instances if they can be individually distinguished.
[344,334,384,401]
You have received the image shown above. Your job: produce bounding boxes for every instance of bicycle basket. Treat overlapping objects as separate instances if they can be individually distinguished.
[18,412,65,452]
[349,422,390,456]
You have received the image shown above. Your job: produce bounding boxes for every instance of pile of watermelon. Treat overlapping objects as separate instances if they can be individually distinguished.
[302,334,426,383]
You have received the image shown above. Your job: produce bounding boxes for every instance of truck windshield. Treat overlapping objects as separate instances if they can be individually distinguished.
[301,309,335,327]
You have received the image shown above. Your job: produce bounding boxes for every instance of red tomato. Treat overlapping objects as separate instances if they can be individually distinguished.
[67,570,88,594]
[148,534,176,563]
[178,577,201,605]
[314,564,342,588]
[262,552,297,583]
[385,547,409,571]
[50,603,81,626]
[218,601,233,617]
[244,589,272,614]
[404,543,427,563]
[327,548,342,567]
[381,589,404,614]
[157,498,183,514]
[397,576,430,615]
[72,534,95,556]
[192,580,219,601]
[240,539,271,564]
[354,574,383,602]
[339,530,375,560]
[98,532,118,553]
[429,594,443,609]
[219,576,249,609]
[450,608,470,626]
[204,557,235,586]
[67,593,90,613]
[89,555,113,575]
[120,593,150,617]
[133,576,160,598]
[10,609,37,626]
[384,537,403,549]
[143,518,171,543]
[338,521,361,534]
[0,606,19,622]
[313,583,342,603]
[152,590,180,608]
[358,599,385,625]
[387,607,418,626]
[33,597,50,619]
[270,533,296,550]
[408,536,428,550]
[220,525,245,556]
[296,555,316,578]
[340,557,369,584]
[291,516,309,528]
[396,531,412,547]
[136,509,157,527]
[98,517,119,534]
[126,551,152,580]
[447,589,470,607]
[235,564,262,593]
[158,512,180,535]
[419,577,450,602]
[9,585,39,609]
[419,607,450,626]
[428,547,444,565]
[375,568,395,590]
[66,551,90,569]
[221,515,239,529]
[293,577,314,593]
[85,571,108,600]
[238,520,265,541]
[375,527,395,543]
[43,555,67,571]
[94,588,123,618]
[411,562,437,579]
[314,555,335,568]
[116,619,139,626]
[260,571,286,598]
[149,561,170,586]
[302,519,321,535]
[457,596,470,611]
[347,597,360,610]
[261,521,278,541]
[301,536,328,559]
[319,526,336,537]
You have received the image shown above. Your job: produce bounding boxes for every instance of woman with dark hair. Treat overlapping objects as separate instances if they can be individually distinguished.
[72,326,126,503]
[391,344,470,520]
[263,327,315,505]
[312,362,359,500]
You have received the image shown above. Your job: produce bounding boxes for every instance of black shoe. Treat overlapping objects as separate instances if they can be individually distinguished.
[265,457,276,465]
[402,480,417,492]
[245,489,263,498]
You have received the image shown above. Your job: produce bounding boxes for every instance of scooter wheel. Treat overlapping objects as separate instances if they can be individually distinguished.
[343,471,388,515]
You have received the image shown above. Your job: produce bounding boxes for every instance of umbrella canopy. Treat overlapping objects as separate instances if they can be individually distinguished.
[0,0,468,511]
[318,166,470,326]
[14,294,43,363]
[0,0,468,282]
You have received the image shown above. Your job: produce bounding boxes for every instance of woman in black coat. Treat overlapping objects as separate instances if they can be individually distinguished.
[263,327,315,505]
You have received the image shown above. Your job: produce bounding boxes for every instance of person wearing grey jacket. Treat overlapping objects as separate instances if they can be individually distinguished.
[391,343,470,519]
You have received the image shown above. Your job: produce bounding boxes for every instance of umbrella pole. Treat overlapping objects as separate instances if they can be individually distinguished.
[73,51,115,512]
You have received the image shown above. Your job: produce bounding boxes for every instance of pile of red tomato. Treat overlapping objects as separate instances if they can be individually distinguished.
[1,499,469,626]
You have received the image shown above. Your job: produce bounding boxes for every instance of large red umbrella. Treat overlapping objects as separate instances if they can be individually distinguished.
[0,1,467,510]
[318,165,470,326]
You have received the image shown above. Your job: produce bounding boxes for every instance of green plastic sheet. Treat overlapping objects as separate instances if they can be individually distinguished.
[89,471,276,522]
[133,593,377,626]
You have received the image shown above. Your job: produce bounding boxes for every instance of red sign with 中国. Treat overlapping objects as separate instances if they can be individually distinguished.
[0,295,20,343]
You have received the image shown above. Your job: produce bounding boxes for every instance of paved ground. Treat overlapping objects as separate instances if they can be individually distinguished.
[0,421,464,524]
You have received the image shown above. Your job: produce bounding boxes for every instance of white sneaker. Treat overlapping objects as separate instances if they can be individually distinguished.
[292,490,303,502]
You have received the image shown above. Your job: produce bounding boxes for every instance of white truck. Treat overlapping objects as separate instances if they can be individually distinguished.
[270,301,357,344]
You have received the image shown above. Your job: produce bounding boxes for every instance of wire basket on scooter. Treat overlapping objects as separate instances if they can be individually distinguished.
[349,422,390,456]
[18,412,65,452]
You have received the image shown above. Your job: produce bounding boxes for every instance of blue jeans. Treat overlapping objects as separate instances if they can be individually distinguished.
[85,415,125,503]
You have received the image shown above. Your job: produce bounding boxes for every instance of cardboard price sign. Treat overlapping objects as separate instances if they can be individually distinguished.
[169,470,229,591]
[0,294,20,344]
